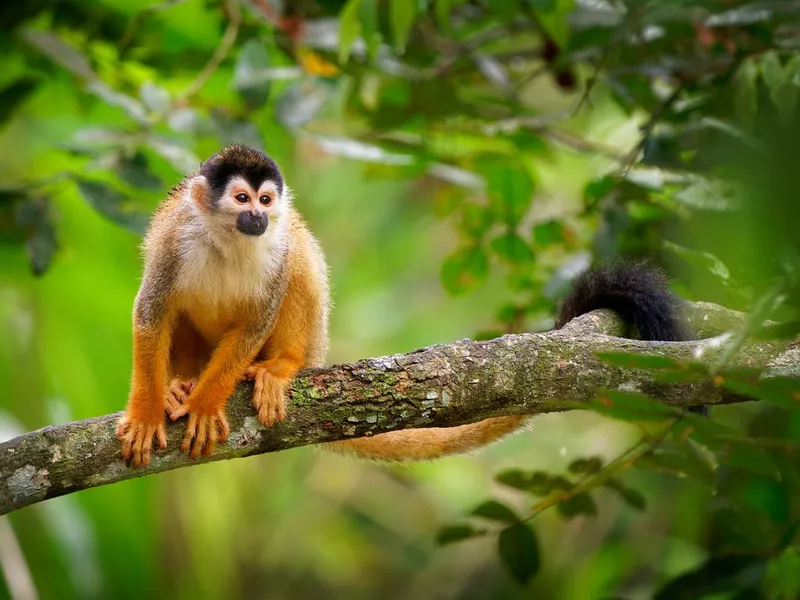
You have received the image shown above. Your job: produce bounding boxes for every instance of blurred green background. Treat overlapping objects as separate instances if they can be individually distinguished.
[1,1,799,599]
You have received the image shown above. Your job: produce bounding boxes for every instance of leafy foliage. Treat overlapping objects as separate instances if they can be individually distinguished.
[0,0,798,597]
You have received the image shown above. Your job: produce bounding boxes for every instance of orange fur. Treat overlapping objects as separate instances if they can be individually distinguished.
[119,145,525,467]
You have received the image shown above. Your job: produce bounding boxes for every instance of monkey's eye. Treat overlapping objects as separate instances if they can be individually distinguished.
[235,193,249,203]
[260,195,273,206]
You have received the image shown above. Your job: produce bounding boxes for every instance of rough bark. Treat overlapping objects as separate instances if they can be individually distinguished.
[0,301,796,516]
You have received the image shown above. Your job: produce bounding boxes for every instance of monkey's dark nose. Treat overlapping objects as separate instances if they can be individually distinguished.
[236,210,269,236]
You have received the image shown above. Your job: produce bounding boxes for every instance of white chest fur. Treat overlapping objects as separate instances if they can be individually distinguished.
[173,222,287,345]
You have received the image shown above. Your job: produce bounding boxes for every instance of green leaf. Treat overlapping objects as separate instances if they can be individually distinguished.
[721,376,800,411]
[359,0,380,61]
[390,0,417,51]
[752,321,800,340]
[679,415,781,480]
[654,556,767,600]
[498,524,540,584]
[557,492,597,519]
[532,220,566,248]
[113,152,162,191]
[234,39,272,109]
[22,28,95,80]
[436,524,486,545]
[536,0,574,48]
[459,203,493,238]
[585,389,681,423]
[0,76,39,125]
[471,500,520,524]
[568,456,603,475]
[484,162,535,226]
[338,0,363,64]
[664,241,731,282]
[441,245,489,295]
[635,445,716,487]
[276,80,330,129]
[15,196,58,276]
[735,57,759,131]
[490,232,534,264]
[594,352,690,371]
[584,175,615,205]
[765,547,800,600]
[495,469,533,491]
[76,180,149,235]
[604,479,646,511]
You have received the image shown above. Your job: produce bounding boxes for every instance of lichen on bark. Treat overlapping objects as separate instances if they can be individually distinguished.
[0,301,796,516]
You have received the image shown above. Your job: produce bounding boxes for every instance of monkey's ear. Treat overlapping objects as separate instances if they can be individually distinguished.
[189,176,211,211]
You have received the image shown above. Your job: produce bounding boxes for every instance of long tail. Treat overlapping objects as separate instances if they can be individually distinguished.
[554,261,691,341]
[327,262,695,462]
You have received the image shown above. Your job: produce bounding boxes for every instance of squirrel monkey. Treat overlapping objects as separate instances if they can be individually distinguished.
[118,144,692,467]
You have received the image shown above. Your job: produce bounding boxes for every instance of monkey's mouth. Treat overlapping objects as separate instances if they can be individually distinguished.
[236,212,269,236]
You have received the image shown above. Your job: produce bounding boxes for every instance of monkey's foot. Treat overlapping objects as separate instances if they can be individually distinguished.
[169,404,230,459]
[244,365,288,427]
[116,413,167,468]
[164,378,197,414]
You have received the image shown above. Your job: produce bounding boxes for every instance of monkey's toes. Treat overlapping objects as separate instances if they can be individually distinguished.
[180,410,229,459]
[118,418,167,468]
[165,378,196,413]
[251,371,288,427]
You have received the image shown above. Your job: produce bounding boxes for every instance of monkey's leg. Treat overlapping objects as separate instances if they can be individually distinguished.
[117,317,176,468]
[244,357,302,426]
[164,315,209,413]
[169,325,266,458]
[244,282,311,427]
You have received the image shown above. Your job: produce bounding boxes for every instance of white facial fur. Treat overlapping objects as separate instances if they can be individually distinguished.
[174,175,293,326]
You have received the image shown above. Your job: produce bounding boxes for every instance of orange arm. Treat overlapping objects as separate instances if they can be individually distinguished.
[169,321,269,457]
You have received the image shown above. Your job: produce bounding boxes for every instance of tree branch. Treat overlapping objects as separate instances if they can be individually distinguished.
[1,302,796,516]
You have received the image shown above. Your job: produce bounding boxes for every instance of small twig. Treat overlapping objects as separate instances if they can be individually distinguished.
[620,84,684,175]
[119,0,189,53]
[177,0,242,104]
[524,417,681,523]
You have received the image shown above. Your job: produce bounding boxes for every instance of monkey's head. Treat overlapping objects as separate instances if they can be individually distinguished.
[189,145,288,238]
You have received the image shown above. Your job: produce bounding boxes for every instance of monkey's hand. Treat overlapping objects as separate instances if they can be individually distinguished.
[244,360,297,426]
[164,378,197,413]
[117,403,167,468]
[168,392,230,459]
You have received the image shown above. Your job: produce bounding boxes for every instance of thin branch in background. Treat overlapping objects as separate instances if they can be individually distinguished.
[620,84,684,175]
[523,416,681,523]
[118,0,189,54]
[177,0,242,104]
[0,518,38,600]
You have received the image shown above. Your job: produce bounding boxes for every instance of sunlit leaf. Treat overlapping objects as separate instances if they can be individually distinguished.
[441,245,489,294]
[532,220,566,248]
[338,0,362,63]
[460,203,493,238]
[584,389,681,423]
[720,376,800,411]
[498,524,540,584]
[481,160,535,226]
[664,241,731,282]
[595,352,691,371]
[390,0,417,51]
[471,500,520,524]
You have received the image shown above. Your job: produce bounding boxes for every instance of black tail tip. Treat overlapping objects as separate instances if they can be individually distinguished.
[555,260,692,342]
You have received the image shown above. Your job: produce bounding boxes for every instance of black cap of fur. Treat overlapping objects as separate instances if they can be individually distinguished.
[199,145,284,202]
[555,262,691,342]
